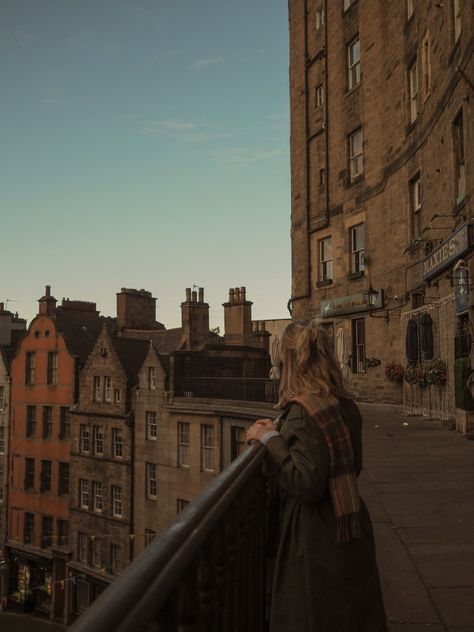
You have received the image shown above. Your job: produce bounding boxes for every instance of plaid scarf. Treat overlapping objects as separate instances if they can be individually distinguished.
[289,394,361,543]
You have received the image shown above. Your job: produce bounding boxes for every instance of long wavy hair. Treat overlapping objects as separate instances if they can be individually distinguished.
[277,319,351,408]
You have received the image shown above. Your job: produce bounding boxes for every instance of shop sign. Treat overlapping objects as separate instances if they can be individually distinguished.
[320,290,382,318]
[454,267,469,315]
[422,223,472,281]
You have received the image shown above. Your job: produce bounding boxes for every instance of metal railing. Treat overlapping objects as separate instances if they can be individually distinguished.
[175,376,279,403]
[68,442,268,632]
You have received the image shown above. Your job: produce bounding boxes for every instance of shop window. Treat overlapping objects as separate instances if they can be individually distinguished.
[351,318,366,373]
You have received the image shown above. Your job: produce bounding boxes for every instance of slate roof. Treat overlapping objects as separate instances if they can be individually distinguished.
[111,337,150,386]
[55,310,116,365]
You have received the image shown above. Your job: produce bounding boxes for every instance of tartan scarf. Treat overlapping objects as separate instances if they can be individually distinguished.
[289,394,361,543]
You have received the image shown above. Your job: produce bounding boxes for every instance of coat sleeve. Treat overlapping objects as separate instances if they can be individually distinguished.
[264,403,329,503]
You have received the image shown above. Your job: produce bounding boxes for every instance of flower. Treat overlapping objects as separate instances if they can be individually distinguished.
[364,357,381,369]
[385,362,404,382]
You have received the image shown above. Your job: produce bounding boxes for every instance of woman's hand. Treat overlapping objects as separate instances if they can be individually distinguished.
[246,418,275,444]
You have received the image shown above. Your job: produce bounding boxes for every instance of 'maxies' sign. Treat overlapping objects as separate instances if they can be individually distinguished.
[422,223,472,281]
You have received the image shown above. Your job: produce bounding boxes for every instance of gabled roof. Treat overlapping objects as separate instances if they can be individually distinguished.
[147,328,185,354]
[111,337,150,386]
[55,311,116,364]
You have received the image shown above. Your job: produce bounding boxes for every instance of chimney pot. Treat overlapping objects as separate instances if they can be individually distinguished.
[241,286,246,301]
[229,288,235,302]
[234,287,241,302]
[198,287,204,302]
[185,288,191,302]
[45,285,51,297]
[192,290,197,302]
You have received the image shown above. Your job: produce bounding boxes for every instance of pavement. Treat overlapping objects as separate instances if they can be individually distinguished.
[0,612,65,632]
[359,402,474,632]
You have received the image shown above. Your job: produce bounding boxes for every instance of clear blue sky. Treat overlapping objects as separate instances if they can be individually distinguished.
[1,0,291,331]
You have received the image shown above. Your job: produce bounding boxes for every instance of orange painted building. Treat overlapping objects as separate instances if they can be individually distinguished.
[6,287,105,622]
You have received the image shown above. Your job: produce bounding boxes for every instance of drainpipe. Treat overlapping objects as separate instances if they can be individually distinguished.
[324,0,330,225]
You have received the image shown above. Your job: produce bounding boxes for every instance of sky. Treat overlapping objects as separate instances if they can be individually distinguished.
[1,0,291,332]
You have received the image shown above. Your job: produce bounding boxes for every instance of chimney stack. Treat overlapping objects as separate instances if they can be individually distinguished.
[116,288,157,330]
[38,285,57,317]
[223,285,253,346]
[181,287,210,350]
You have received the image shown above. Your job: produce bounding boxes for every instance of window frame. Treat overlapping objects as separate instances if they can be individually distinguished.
[146,462,157,499]
[112,427,124,458]
[92,481,103,513]
[42,406,53,439]
[93,425,104,455]
[349,128,363,181]
[24,458,35,491]
[146,411,157,440]
[80,425,90,453]
[93,376,101,402]
[104,376,112,402]
[46,352,58,385]
[58,462,69,495]
[409,173,422,239]
[347,37,361,91]
[40,459,52,492]
[111,485,123,518]
[350,224,365,274]
[201,424,215,472]
[78,533,89,563]
[318,236,333,282]
[408,58,419,124]
[26,405,36,438]
[79,479,90,510]
[24,512,35,544]
[25,352,36,385]
[178,422,190,467]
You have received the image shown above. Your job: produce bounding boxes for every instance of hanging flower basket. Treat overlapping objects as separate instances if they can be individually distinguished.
[364,357,381,369]
[424,359,447,386]
[404,365,428,387]
[384,362,404,382]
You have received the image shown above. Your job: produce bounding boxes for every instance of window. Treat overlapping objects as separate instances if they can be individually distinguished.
[319,168,326,188]
[112,428,123,458]
[79,479,90,509]
[178,422,190,467]
[93,376,101,401]
[231,426,246,460]
[201,424,215,472]
[25,458,35,491]
[40,460,52,492]
[78,533,88,563]
[407,0,415,19]
[453,110,465,203]
[318,237,333,282]
[26,405,36,438]
[111,485,123,517]
[58,462,69,495]
[146,411,157,440]
[25,352,36,385]
[316,6,324,29]
[93,481,103,513]
[453,0,462,42]
[42,406,53,438]
[177,498,189,514]
[104,376,112,402]
[343,0,356,9]
[24,512,34,544]
[59,407,70,439]
[0,385,4,409]
[57,519,69,546]
[47,352,58,385]
[92,538,102,568]
[352,318,366,374]
[148,367,156,390]
[410,174,422,239]
[350,224,365,273]
[110,543,121,574]
[114,389,121,403]
[347,38,360,90]
[315,84,324,108]
[349,128,363,181]
[0,426,4,454]
[94,426,104,455]
[41,516,53,548]
[422,34,431,100]
[80,425,90,453]
[144,529,156,547]
[409,59,419,124]
[146,463,157,499]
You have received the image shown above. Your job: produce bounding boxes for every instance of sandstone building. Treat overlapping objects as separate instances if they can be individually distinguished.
[289,0,472,419]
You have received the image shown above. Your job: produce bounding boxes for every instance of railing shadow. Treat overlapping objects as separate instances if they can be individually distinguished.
[68,443,268,632]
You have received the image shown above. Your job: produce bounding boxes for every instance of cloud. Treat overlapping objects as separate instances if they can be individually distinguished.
[193,56,225,70]
[213,147,285,165]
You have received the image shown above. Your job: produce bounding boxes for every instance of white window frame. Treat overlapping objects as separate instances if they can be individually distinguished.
[114,388,121,403]
[47,352,58,385]
[146,462,157,499]
[145,529,156,547]
[80,425,90,453]
[318,237,333,282]
[421,34,431,101]
[343,0,355,10]
[350,224,365,273]
[316,6,324,29]
[94,425,104,455]
[146,411,157,440]
[407,0,415,19]
[112,428,123,458]
[104,376,112,402]
[201,424,215,472]
[79,479,90,510]
[409,59,419,124]
[347,37,360,90]
[92,481,103,513]
[111,485,123,518]
[93,376,101,402]
[349,128,363,181]
[148,367,156,390]
[178,422,190,467]
[315,84,324,108]
[92,538,102,568]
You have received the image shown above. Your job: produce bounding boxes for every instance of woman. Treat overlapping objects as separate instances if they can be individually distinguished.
[246,319,386,632]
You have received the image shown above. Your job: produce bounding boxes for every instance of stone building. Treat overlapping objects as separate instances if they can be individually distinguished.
[288,0,473,416]
[0,304,26,597]
[6,287,106,622]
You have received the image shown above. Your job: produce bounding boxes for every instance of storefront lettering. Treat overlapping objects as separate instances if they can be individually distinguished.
[423,224,471,280]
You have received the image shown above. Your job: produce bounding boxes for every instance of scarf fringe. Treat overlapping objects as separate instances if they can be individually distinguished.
[336,512,361,544]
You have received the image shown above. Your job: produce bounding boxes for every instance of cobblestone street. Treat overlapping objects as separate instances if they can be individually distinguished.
[359,403,474,632]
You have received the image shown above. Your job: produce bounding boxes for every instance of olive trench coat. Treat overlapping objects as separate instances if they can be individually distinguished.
[264,398,386,632]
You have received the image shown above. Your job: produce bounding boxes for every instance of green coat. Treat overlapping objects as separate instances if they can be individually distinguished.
[264,399,386,632]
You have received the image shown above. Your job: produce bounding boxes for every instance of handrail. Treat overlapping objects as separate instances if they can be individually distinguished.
[68,441,266,632]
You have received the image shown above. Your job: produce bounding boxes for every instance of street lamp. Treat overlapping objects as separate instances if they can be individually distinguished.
[363,283,389,323]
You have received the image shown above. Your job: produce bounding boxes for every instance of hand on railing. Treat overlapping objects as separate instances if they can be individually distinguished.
[246,418,275,444]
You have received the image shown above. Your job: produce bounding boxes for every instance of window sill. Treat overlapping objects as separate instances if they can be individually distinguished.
[344,174,364,189]
[316,279,333,288]
[347,271,364,281]
[345,84,361,98]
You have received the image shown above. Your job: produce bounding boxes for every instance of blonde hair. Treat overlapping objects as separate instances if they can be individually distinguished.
[277,319,351,408]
